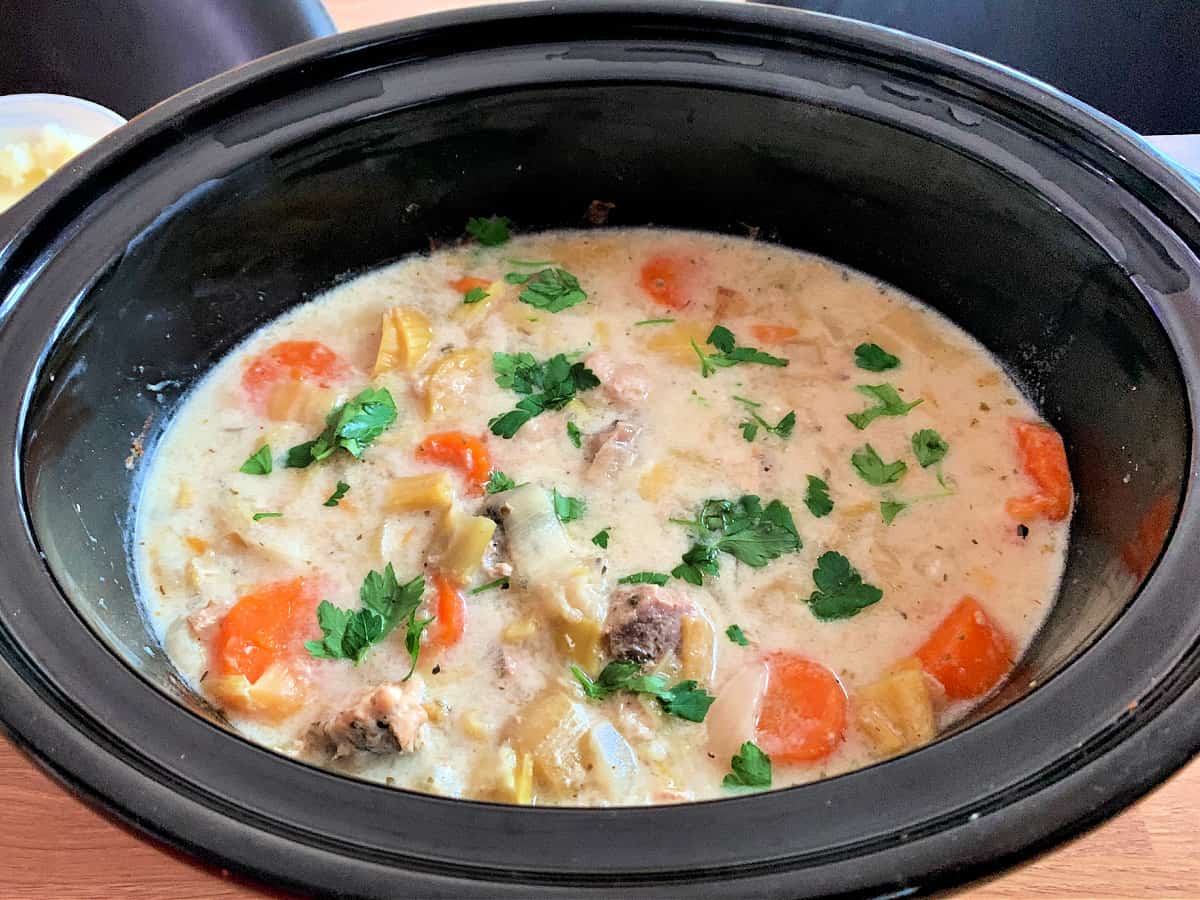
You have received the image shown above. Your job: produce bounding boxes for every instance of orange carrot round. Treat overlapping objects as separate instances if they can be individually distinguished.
[241,340,345,400]
[429,572,466,650]
[449,276,492,294]
[213,577,322,684]
[756,653,847,763]
[916,596,1013,700]
[1005,420,1072,521]
[750,324,799,344]
[415,431,492,495]
[639,255,691,309]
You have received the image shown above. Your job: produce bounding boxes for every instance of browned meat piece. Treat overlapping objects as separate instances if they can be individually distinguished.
[602,585,693,665]
[308,680,428,760]
[585,352,650,408]
[186,601,226,642]
[586,420,641,482]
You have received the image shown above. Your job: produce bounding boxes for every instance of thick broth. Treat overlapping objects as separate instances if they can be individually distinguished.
[136,228,1070,804]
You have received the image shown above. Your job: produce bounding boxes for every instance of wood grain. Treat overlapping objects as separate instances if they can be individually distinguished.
[0,1,1195,897]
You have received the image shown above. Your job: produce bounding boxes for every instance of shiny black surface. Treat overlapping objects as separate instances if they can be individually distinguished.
[0,4,1199,897]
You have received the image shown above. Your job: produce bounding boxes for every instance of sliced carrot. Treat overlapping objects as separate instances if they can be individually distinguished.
[755,653,847,764]
[213,577,322,684]
[916,596,1013,700]
[428,572,466,650]
[1122,493,1176,580]
[750,324,799,344]
[241,340,346,401]
[450,276,492,294]
[416,431,492,495]
[1005,420,1072,521]
[639,255,691,309]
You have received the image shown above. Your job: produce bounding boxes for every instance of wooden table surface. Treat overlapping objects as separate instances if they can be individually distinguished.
[3,1,1198,897]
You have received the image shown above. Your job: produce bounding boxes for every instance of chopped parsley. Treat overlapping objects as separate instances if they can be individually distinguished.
[806,551,883,620]
[552,488,587,523]
[286,387,397,467]
[734,396,795,442]
[570,660,715,723]
[912,429,949,467]
[617,572,670,586]
[239,445,272,475]
[634,317,675,326]
[465,215,510,246]
[469,577,509,595]
[852,444,908,486]
[670,495,801,584]
[485,470,518,494]
[323,480,350,507]
[566,421,583,449]
[462,286,489,304]
[725,624,751,646]
[488,352,601,438]
[880,498,908,525]
[591,527,611,549]
[252,511,282,521]
[804,475,834,518]
[846,383,922,430]
[505,267,587,313]
[691,325,789,378]
[305,565,427,675]
[723,741,772,789]
[854,342,901,372]
[506,257,554,268]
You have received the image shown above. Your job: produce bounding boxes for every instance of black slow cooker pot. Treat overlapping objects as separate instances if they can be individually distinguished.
[1,3,1198,897]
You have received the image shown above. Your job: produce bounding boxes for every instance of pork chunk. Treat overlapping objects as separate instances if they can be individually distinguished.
[602,585,693,665]
[585,352,650,408]
[308,680,428,760]
[586,420,641,482]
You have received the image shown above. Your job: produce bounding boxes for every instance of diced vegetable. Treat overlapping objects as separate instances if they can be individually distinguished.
[644,321,712,365]
[679,614,717,683]
[705,660,768,762]
[583,721,639,797]
[422,348,487,418]
[416,431,492,495]
[756,652,847,763]
[450,276,493,295]
[916,596,1013,700]
[1005,420,1072,521]
[242,340,345,401]
[853,667,935,756]
[506,689,593,795]
[387,472,455,513]
[434,508,497,580]
[263,380,334,424]
[213,577,321,684]
[749,324,799,344]
[373,306,432,376]
[428,572,467,650]
[639,255,691,309]
[206,664,306,721]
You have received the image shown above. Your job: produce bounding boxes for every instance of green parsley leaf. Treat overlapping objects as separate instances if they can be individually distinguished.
[692,326,789,378]
[465,214,511,246]
[566,421,583,449]
[734,395,795,441]
[912,429,949,467]
[725,624,750,646]
[506,257,554,268]
[851,444,908,486]
[323,480,350,507]
[804,475,834,518]
[854,342,901,372]
[846,384,923,430]
[671,543,720,585]
[740,421,759,442]
[634,318,675,326]
[806,551,883,620]
[504,272,531,284]
[239,444,272,475]
[618,572,670,586]
[591,527,611,549]
[485,470,518,494]
[570,661,714,722]
[469,577,509,595]
[489,352,600,438]
[514,267,587,313]
[723,741,772,789]
[286,387,398,467]
[880,498,908,525]
[404,614,435,679]
[463,286,489,304]
[552,488,587,523]
[305,565,426,669]
[252,511,282,521]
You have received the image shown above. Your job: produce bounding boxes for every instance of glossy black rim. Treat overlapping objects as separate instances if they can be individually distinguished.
[0,3,1199,897]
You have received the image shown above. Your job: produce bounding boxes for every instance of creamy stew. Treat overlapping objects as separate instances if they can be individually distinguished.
[136,225,1072,805]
